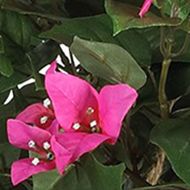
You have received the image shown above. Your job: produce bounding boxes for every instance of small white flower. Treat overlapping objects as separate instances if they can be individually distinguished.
[28,140,35,148]
[90,120,97,128]
[43,142,51,150]
[32,158,40,166]
[40,116,48,124]
[72,123,81,130]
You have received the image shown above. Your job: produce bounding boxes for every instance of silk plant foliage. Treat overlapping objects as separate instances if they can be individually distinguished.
[1,0,190,190]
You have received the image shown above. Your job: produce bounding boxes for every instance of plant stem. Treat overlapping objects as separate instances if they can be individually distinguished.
[158,58,171,119]
[147,27,172,185]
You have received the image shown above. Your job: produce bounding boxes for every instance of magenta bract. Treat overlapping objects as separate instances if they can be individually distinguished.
[7,119,72,185]
[45,62,138,162]
[139,0,153,17]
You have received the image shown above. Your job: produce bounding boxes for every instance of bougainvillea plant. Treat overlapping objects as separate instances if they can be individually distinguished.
[1,0,190,190]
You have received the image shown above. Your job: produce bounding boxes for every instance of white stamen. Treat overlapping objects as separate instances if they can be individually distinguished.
[28,140,35,148]
[59,128,64,133]
[47,152,54,160]
[40,116,48,124]
[43,98,51,108]
[73,123,81,130]
[43,142,51,150]
[90,120,97,128]
[86,107,94,115]
[91,127,97,133]
[32,158,40,166]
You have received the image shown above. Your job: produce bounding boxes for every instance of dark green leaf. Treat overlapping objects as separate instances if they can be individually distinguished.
[151,119,190,185]
[0,35,4,53]
[0,72,29,93]
[0,143,20,169]
[40,14,115,45]
[0,91,9,105]
[33,170,61,190]
[41,15,151,66]
[105,0,180,35]
[0,54,14,77]
[115,30,152,66]
[71,37,147,89]
[33,155,125,190]
[2,0,68,20]
[166,62,190,99]
[0,10,35,48]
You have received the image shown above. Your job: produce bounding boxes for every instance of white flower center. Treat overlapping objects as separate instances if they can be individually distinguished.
[43,142,51,150]
[47,152,54,161]
[59,128,64,133]
[28,140,35,148]
[86,107,94,115]
[72,123,81,130]
[40,116,48,124]
[43,98,51,108]
[90,120,97,128]
[32,158,40,166]
[91,127,97,133]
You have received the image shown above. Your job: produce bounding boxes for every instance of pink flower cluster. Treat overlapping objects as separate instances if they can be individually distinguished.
[7,62,138,185]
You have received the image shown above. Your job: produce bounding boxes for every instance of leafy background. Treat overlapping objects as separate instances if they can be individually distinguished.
[1,0,190,189]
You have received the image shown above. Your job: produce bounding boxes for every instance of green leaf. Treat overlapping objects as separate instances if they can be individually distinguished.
[0,101,16,121]
[105,0,180,35]
[0,72,28,93]
[0,35,4,53]
[40,14,115,45]
[0,10,35,47]
[0,91,9,105]
[33,170,61,190]
[78,155,124,190]
[0,54,14,77]
[2,0,68,21]
[151,119,190,185]
[33,155,125,190]
[166,63,190,99]
[0,143,20,169]
[41,15,151,66]
[71,37,147,89]
[115,30,152,66]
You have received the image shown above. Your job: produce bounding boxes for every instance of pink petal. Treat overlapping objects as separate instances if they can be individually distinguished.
[139,0,153,18]
[11,158,55,186]
[45,63,99,131]
[16,103,54,129]
[54,132,109,163]
[99,84,138,144]
[46,60,57,74]
[50,136,73,174]
[7,119,51,150]
[47,119,60,135]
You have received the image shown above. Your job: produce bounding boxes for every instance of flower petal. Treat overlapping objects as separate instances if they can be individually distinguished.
[46,60,57,74]
[50,136,73,174]
[45,63,99,130]
[11,158,55,186]
[7,119,51,150]
[139,0,153,18]
[16,103,54,129]
[47,119,60,135]
[99,84,138,143]
[54,132,109,163]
